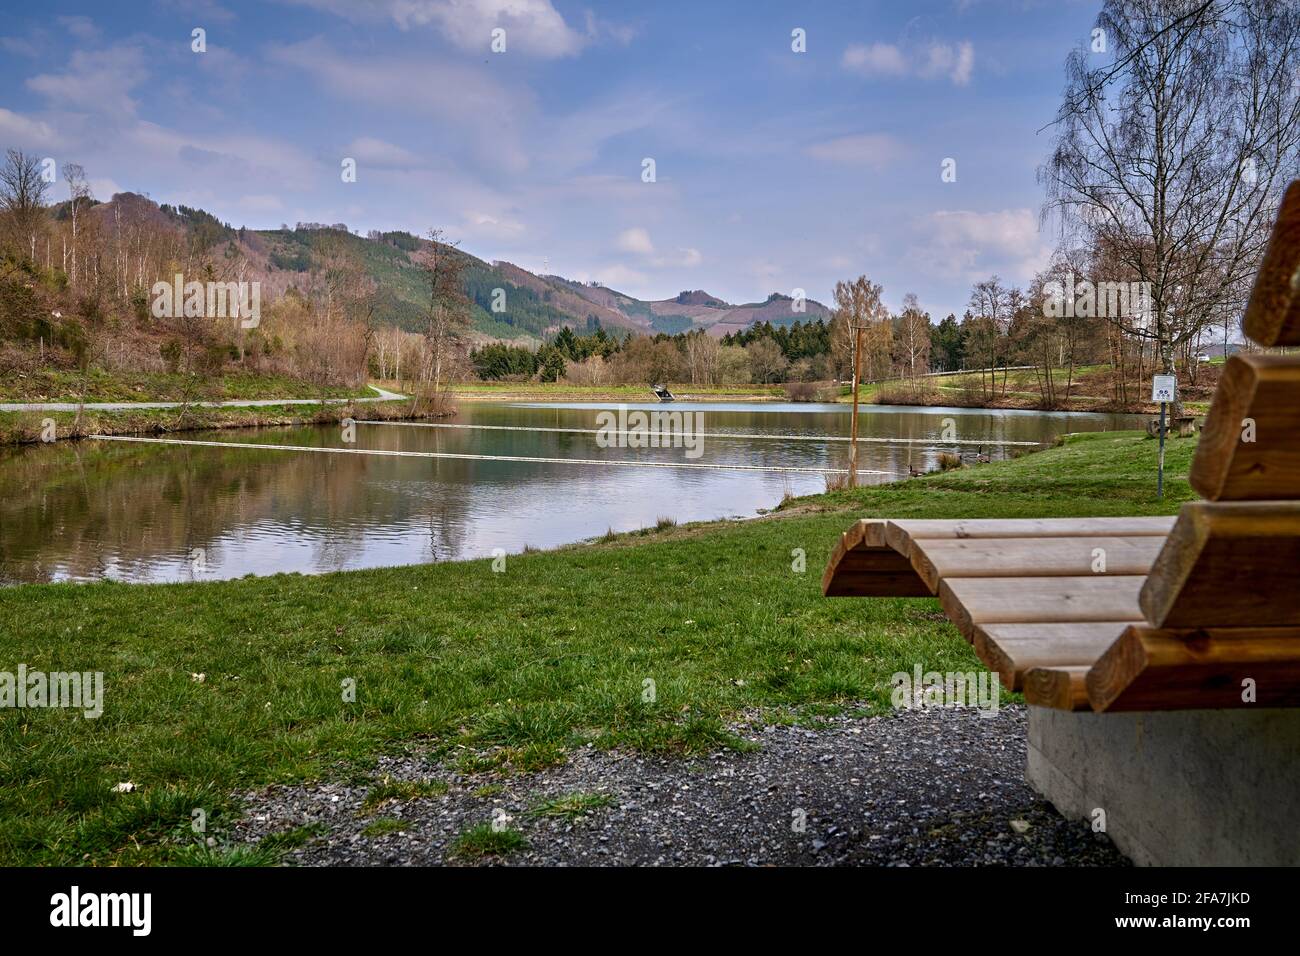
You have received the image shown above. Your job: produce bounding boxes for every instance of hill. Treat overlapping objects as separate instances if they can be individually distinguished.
[80,193,833,342]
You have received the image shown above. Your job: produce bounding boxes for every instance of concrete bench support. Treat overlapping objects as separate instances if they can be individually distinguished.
[1026,706,1300,866]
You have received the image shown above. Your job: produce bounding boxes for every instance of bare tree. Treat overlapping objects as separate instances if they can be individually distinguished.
[745,338,789,384]
[312,234,378,387]
[895,293,932,386]
[63,162,92,286]
[1042,0,1300,412]
[831,276,890,380]
[683,329,722,385]
[415,229,471,413]
[0,149,51,262]
[967,276,1014,398]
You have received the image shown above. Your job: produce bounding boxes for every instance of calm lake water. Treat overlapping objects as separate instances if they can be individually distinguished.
[0,402,1145,584]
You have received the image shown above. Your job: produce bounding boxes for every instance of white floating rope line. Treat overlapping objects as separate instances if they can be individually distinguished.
[86,434,893,476]
[352,420,1044,446]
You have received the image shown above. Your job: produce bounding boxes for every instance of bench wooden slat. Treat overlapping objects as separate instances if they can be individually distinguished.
[1189,355,1300,501]
[1024,665,1092,711]
[1140,502,1300,628]
[1242,179,1300,347]
[911,536,1165,592]
[883,516,1175,555]
[973,621,1130,690]
[821,548,933,597]
[821,521,931,596]
[938,575,1147,641]
[1087,625,1300,712]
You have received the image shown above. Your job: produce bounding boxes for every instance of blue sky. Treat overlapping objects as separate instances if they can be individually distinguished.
[0,0,1104,318]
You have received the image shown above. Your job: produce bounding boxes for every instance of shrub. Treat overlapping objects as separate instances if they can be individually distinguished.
[783,381,819,402]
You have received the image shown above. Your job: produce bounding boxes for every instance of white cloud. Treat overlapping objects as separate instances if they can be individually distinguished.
[841,43,908,77]
[616,227,655,255]
[57,16,100,41]
[281,0,589,57]
[914,208,1048,280]
[538,90,670,174]
[0,108,61,149]
[89,177,122,199]
[843,38,974,86]
[463,211,526,240]
[26,45,149,117]
[613,229,701,268]
[268,37,531,172]
[919,42,975,86]
[158,0,238,23]
[584,10,637,46]
[805,133,907,170]
[343,136,423,169]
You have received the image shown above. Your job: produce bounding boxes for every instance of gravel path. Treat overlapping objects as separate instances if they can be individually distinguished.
[232,704,1127,866]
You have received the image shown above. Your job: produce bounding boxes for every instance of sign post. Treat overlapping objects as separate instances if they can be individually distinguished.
[1152,374,1177,500]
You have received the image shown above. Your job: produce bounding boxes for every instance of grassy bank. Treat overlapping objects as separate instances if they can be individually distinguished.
[847,363,1221,415]
[444,366,1203,414]
[448,381,787,403]
[0,430,1198,865]
[0,368,369,404]
[0,398,438,445]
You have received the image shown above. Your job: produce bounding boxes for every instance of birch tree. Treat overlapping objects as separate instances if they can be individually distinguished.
[1041,0,1300,413]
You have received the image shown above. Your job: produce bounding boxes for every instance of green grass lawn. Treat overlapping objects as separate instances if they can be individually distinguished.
[0,398,417,445]
[449,381,787,401]
[0,368,369,404]
[0,430,1198,865]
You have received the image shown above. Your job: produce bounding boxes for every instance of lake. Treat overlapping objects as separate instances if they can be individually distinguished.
[0,401,1145,584]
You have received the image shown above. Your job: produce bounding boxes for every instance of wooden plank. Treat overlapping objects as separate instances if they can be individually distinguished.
[1023,665,1092,711]
[910,535,1164,592]
[973,621,1130,691]
[939,575,1146,642]
[883,516,1175,556]
[842,519,889,550]
[821,521,868,595]
[1188,354,1300,501]
[1139,502,1300,628]
[821,548,933,597]
[821,521,930,597]
[1087,625,1300,712]
[1242,179,1300,347]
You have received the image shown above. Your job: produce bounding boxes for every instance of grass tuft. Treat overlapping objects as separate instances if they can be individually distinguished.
[450,824,527,859]
[527,791,614,819]
[169,842,282,867]
[361,817,407,838]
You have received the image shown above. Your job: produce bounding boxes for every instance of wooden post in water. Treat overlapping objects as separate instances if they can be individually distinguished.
[848,324,864,488]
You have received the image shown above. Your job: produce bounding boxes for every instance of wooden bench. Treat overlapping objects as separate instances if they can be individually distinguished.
[824,180,1300,715]
[1145,414,1197,438]
[819,182,1300,864]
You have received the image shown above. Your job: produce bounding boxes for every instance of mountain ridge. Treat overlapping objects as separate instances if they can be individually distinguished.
[76,192,833,342]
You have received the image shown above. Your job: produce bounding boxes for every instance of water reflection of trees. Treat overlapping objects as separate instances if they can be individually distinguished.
[0,408,1148,584]
[0,428,478,583]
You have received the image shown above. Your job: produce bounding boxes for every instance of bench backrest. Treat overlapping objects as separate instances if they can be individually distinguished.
[1139,180,1300,629]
